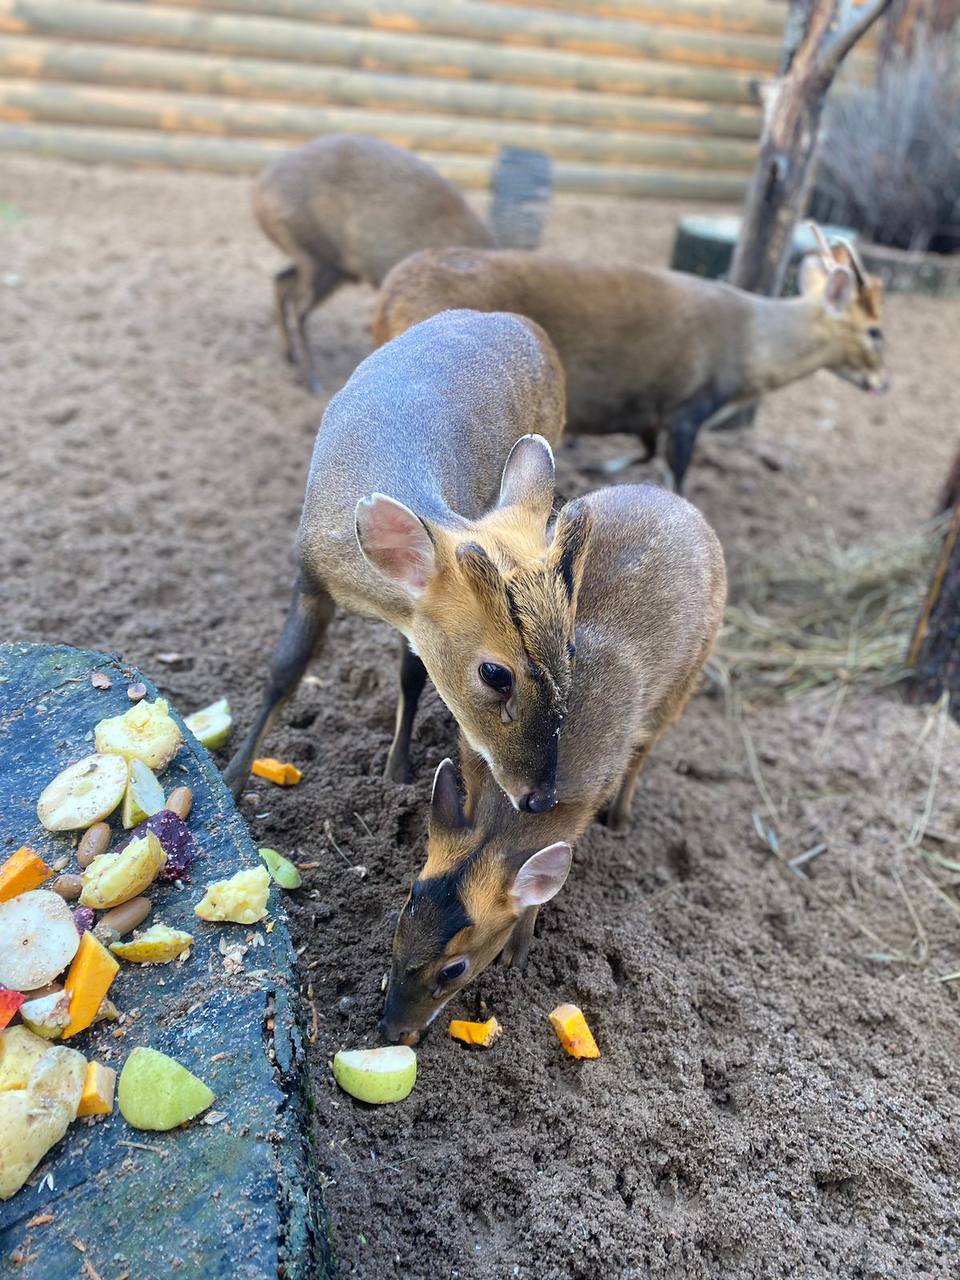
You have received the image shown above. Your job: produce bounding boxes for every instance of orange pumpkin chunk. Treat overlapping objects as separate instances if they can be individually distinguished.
[548,1004,600,1059]
[0,847,54,902]
[78,1060,116,1116]
[252,758,302,786]
[61,932,120,1039]
[449,1017,503,1048]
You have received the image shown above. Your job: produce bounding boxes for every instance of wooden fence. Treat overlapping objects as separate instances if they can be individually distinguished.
[0,0,799,198]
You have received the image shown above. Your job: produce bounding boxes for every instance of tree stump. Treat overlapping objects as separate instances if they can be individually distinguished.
[906,504,960,718]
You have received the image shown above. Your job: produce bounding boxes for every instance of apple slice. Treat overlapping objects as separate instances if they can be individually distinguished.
[121,759,166,829]
[184,698,233,750]
[110,925,193,964]
[36,753,128,831]
[332,1046,417,1104]
[94,698,181,770]
[118,1047,214,1130]
[0,891,80,991]
[19,990,72,1040]
[80,831,166,910]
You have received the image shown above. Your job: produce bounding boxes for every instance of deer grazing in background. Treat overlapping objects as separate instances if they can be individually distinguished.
[253,134,495,392]
[225,308,593,815]
[373,226,887,493]
[379,483,727,1046]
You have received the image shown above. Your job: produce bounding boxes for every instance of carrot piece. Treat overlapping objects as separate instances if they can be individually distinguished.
[251,758,302,786]
[449,1017,503,1048]
[0,847,54,902]
[548,1003,600,1059]
[77,1060,116,1116]
[61,932,119,1039]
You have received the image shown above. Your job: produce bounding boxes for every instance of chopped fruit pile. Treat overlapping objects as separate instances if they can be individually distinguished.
[0,682,298,1200]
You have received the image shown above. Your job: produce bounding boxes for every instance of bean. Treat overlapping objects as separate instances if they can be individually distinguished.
[165,786,193,821]
[51,874,83,901]
[77,822,111,868]
[95,896,152,941]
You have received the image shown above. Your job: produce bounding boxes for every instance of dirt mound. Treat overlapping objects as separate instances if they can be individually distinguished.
[2,158,959,1279]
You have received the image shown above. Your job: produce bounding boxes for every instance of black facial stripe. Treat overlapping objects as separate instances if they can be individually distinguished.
[410,834,493,949]
[503,580,539,679]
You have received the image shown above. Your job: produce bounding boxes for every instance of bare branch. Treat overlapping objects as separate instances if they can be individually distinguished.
[819,0,896,74]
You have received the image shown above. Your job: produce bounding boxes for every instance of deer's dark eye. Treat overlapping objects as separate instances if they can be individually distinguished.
[439,958,468,984]
[868,326,883,343]
[479,662,513,695]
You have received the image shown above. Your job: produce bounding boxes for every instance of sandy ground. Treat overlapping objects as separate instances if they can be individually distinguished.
[2,157,960,1280]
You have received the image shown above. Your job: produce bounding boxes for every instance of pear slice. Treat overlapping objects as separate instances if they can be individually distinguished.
[332,1046,417,1104]
[0,891,80,991]
[37,753,128,831]
[184,698,233,750]
[121,759,166,829]
[118,1047,214,1130]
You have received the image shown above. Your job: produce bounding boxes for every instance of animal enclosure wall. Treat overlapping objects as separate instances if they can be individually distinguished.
[0,0,797,199]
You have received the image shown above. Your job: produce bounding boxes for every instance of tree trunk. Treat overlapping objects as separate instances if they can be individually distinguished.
[728,0,893,298]
[906,503,960,719]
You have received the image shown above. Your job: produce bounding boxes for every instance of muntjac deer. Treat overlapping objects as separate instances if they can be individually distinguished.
[380,483,727,1045]
[225,308,591,815]
[373,228,887,493]
[254,134,494,392]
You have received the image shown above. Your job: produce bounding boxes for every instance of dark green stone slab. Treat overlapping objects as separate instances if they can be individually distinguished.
[0,643,331,1279]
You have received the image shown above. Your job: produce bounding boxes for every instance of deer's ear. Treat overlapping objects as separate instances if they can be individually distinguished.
[430,759,467,832]
[822,265,856,317]
[798,252,829,296]
[550,499,593,607]
[355,493,436,593]
[498,434,556,521]
[511,842,572,910]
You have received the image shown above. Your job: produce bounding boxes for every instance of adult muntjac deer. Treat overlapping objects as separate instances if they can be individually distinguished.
[253,134,495,392]
[373,228,887,493]
[225,308,590,815]
[380,483,727,1045]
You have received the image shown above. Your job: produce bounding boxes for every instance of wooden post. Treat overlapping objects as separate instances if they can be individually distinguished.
[728,0,893,299]
[906,503,960,719]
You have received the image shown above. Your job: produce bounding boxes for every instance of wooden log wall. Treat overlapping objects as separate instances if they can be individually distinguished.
[0,0,797,197]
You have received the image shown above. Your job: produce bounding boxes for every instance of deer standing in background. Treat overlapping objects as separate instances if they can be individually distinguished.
[254,134,494,392]
[374,228,887,493]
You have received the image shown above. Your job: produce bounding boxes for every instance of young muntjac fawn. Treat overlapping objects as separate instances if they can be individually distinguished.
[380,483,727,1045]
[225,308,592,814]
[254,134,494,392]
[373,229,887,493]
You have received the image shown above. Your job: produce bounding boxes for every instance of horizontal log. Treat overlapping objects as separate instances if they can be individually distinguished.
[0,36,762,138]
[156,0,784,71]
[0,0,758,102]
[481,0,787,37]
[0,121,750,199]
[0,79,758,169]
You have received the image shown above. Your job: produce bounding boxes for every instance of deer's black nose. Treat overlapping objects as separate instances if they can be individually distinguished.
[519,785,557,814]
[378,1017,421,1047]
